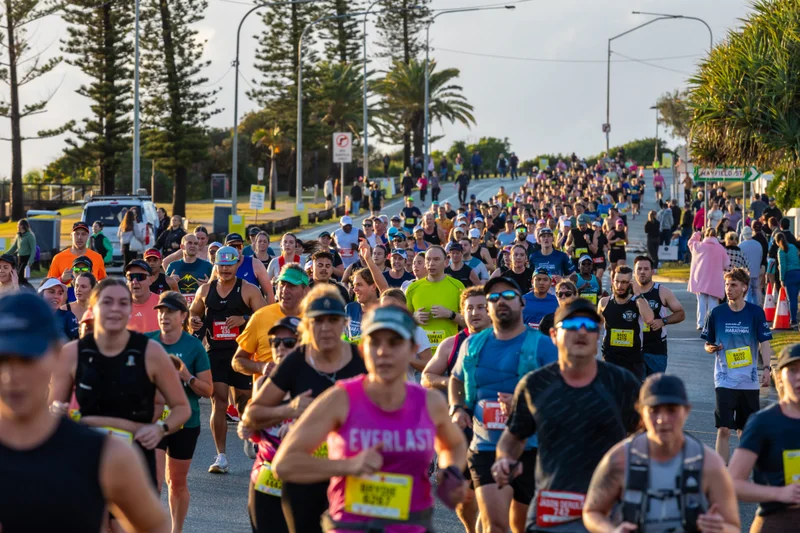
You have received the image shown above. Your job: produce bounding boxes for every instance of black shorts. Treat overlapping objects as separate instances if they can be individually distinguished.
[157,426,201,460]
[468,448,537,504]
[715,388,760,431]
[209,350,252,390]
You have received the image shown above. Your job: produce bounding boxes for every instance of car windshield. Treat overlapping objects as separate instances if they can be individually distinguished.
[84,205,140,227]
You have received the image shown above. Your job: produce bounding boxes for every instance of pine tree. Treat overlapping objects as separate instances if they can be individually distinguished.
[320,0,363,64]
[62,0,134,195]
[140,0,220,216]
[374,0,430,65]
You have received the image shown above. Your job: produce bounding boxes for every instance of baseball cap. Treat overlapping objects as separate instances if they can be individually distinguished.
[579,254,593,264]
[144,248,162,259]
[445,242,463,253]
[378,215,389,224]
[592,220,602,227]
[615,219,625,226]
[340,215,353,226]
[225,232,244,244]
[124,259,153,275]
[777,344,800,370]
[515,223,526,231]
[208,241,223,250]
[38,277,67,294]
[562,220,572,227]
[537,227,553,236]
[554,298,602,325]
[391,215,401,222]
[276,267,310,287]
[268,316,302,336]
[454,225,466,233]
[639,374,690,407]
[432,201,439,206]
[752,220,763,232]
[72,255,93,269]
[578,214,590,225]
[154,291,189,313]
[0,292,60,358]
[215,246,240,266]
[405,196,414,202]
[305,295,347,318]
[248,226,261,236]
[391,248,408,258]
[72,221,90,233]
[741,227,753,240]
[413,225,423,233]
[468,228,481,239]
[0,253,16,266]
[362,306,417,341]
[318,231,331,239]
[79,309,94,324]
[533,267,551,278]
[484,276,522,295]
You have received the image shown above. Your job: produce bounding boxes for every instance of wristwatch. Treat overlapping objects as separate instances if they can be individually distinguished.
[156,420,170,434]
[450,310,457,320]
[187,376,197,387]
[449,404,467,417]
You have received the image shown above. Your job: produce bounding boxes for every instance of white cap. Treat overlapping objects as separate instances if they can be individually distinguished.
[378,215,389,224]
[469,228,481,238]
[38,278,67,294]
[340,215,353,226]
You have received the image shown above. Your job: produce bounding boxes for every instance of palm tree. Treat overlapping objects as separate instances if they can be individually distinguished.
[374,59,475,167]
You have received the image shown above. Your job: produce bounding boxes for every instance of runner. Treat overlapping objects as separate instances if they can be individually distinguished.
[403,251,428,292]
[379,289,434,381]
[456,170,470,205]
[461,237,490,282]
[492,244,535,294]
[315,231,345,276]
[598,266,654,381]
[583,373,740,533]
[413,225,432,252]
[570,255,602,305]
[0,253,29,293]
[38,277,79,341]
[0,292,170,533]
[701,268,773,463]
[446,242,480,288]
[522,268,558,329]
[272,304,468,533]
[226,233,274,301]
[728,344,800,531]
[241,286,367,533]
[50,278,191,489]
[242,226,261,257]
[402,196,423,233]
[208,241,222,264]
[145,248,179,295]
[126,259,161,334]
[653,168,665,201]
[607,219,628,269]
[538,280,579,336]
[65,255,94,302]
[528,228,574,283]
[165,234,213,306]
[469,228,494,272]
[590,220,608,282]
[65,271,97,326]
[493,298,641,533]
[163,226,211,270]
[309,250,351,302]
[344,252,384,344]
[423,212,447,245]
[385,248,416,288]
[267,233,302,280]
[189,245,266,474]
[147,291,213,533]
[48,221,107,282]
[633,255,686,376]
[334,216,364,268]
[565,215,597,269]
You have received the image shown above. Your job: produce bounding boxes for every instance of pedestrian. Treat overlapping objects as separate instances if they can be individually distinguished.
[439,155,449,181]
[323,175,334,209]
[775,232,800,326]
[418,173,428,205]
[456,171,470,205]
[90,221,113,266]
[333,178,340,206]
[739,226,764,305]
[6,218,36,284]
[349,179,362,216]
[688,228,730,330]
[472,150,483,180]
[497,153,508,178]
[156,206,169,238]
[383,154,390,176]
[370,183,383,215]
[644,210,661,267]
[430,171,441,203]
[155,215,187,257]
[724,232,748,272]
[48,221,107,282]
[509,152,519,180]
[118,209,139,265]
[657,200,673,245]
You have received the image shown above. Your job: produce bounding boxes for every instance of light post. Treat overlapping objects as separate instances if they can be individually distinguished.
[230,0,322,216]
[423,4,518,179]
[133,0,140,193]
[650,104,659,164]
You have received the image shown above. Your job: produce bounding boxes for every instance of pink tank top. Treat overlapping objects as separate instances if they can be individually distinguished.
[327,375,436,533]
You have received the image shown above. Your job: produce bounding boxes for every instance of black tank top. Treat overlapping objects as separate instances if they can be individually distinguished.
[149,272,171,295]
[601,297,643,365]
[640,283,668,356]
[445,263,473,288]
[204,278,251,354]
[0,418,106,532]
[76,331,154,423]
[447,330,470,375]
[423,224,441,245]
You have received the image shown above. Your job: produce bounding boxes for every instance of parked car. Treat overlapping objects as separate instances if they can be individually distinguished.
[82,195,158,265]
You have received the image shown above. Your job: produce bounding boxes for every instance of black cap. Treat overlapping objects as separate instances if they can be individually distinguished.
[248,226,261,236]
[268,316,301,336]
[640,373,690,407]
[154,291,189,312]
[777,344,800,370]
[305,296,346,318]
[72,221,90,233]
[484,276,522,295]
[225,232,244,244]
[0,253,16,266]
[72,255,93,268]
[319,231,331,239]
[445,242,463,253]
[124,259,153,275]
[554,298,602,325]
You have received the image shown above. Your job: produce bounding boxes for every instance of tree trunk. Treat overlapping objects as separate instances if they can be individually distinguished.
[102,3,116,195]
[403,132,411,172]
[402,8,410,65]
[173,166,187,216]
[157,0,184,216]
[6,1,24,220]
[412,117,423,159]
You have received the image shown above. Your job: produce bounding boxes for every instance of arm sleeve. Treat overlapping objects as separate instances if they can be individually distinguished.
[507,374,536,439]
[7,238,17,255]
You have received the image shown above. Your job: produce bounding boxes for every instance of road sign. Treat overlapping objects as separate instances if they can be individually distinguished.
[602,123,611,133]
[333,132,353,164]
[257,167,264,182]
[249,185,266,210]
[693,166,761,182]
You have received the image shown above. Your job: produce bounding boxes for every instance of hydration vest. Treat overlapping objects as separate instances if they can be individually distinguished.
[621,432,706,533]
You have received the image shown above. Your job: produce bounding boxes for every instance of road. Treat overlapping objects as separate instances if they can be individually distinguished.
[160,172,765,530]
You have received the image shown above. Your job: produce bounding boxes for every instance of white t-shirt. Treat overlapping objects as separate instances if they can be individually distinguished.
[333,228,360,267]
[409,326,432,381]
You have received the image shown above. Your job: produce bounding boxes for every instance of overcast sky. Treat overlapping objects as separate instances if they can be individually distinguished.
[1,0,752,175]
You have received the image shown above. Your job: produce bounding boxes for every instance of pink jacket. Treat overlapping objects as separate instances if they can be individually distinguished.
[688,233,730,299]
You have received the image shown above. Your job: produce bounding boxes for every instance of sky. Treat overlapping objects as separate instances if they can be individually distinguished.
[0,0,754,176]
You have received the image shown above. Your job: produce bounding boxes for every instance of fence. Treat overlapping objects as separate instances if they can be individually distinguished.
[0,182,97,219]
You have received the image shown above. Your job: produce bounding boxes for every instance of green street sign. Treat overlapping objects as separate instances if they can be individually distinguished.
[693,166,761,182]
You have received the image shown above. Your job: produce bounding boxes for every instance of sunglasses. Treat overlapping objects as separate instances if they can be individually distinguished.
[270,337,298,349]
[363,224,373,228]
[486,290,519,303]
[126,273,148,282]
[216,252,237,264]
[556,291,574,299]
[555,316,600,332]
[73,266,90,273]
[228,243,243,250]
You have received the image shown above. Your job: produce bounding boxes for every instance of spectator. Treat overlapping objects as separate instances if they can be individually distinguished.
[715,217,733,243]
[739,227,764,305]
[471,150,482,179]
[370,183,383,216]
[6,218,36,284]
[154,215,186,256]
[749,193,767,220]
[402,168,414,197]
[688,228,730,330]
[680,204,694,262]
[429,172,440,203]
[657,201,674,245]
[155,207,169,239]
[724,232,748,272]
[323,175,334,209]
[645,210,661,267]
[762,196,782,222]
[117,209,141,265]
[350,179,362,216]
[775,232,800,326]
[707,201,724,229]
[90,221,113,266]
[382,154,390,176]
[693,204,706,232]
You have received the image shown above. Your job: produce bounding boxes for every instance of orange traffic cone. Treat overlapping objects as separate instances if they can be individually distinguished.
[764,282,776,322]
[773,287,791,330]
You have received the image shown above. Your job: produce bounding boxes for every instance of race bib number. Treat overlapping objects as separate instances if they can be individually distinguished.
[536,490,585,527]
[615,240,627,247]
[574,248,588,259]
[479,400,507,430]
[183,294,195,306]
[253,462,283,497]
[212,321,239,341]
[580,293,597,305]
[783,450,800,485]
[725,346,753,369]
[609,329,634,347]
[94,427,133,443]
[344,473,413,520]
[340,248,354,258]
[426,330,446,348]
[405,218,415,226]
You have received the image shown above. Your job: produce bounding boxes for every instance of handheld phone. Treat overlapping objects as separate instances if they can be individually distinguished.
[436,466,465,509]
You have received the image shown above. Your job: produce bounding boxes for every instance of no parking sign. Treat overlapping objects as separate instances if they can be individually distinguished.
[333,132,352,163]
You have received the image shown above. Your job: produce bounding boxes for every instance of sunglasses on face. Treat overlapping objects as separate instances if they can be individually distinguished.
[556,291,574,299]
[73,267,90,273]
[486,290,519,303]
[126,273,148,282]
[270,337,298,349]
[363,224,373,228]
[229,243,243,250]
[555,316,600,332]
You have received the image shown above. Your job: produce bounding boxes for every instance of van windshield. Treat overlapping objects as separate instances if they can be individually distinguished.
[84,205,140,227]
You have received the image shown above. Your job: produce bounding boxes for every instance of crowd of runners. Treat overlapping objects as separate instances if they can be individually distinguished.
[1,151,799,533]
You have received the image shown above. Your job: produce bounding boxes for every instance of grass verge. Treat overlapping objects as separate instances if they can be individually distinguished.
[656,261,690,281]
[770,330,800,355]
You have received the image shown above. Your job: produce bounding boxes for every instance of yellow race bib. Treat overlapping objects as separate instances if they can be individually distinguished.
[725,347,753,369]
[425,330,446,349]
[344,473,413,520]
[610,329,634,347]
[95,427,133,443]
[783,450,800,485]
[255,462,283,496]
[580,293,598,305]
[574,248,588,259]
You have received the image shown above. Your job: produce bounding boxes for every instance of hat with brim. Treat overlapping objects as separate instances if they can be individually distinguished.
[225,233,245,244]
[72,255,94,269]
[639,373,690,407]
[777,344,800,370]
[305,296,346,318]
[38,277,67,293]
[0,253,16,266]
[554,298,602,325]
[154,292,189,313]
[268,316,301,336]
[361,306,416,340]
[0,292,60,358]
[215,246,240,266]
[578,254,593,264]
[124,259,152,275]
[484,276,522,296]
[277,267,310,287]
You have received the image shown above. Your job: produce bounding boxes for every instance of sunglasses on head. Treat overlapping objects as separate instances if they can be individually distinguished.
[126,273,148,282]
[73,266,90,273]
[555,316,600,332]
[270,337,298,349]
[486,290,519,303]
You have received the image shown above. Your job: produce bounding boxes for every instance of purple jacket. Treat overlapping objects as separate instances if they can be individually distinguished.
[688,233,730,299]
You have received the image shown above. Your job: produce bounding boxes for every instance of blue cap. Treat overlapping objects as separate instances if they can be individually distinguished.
[362,305,417,341]
[0,293,60,358]
[215,245,240,266]
[225,233,244,244]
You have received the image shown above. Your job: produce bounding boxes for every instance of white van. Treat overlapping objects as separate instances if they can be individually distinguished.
[82,195,159,264]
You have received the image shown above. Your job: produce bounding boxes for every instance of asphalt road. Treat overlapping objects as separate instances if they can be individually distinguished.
[164,172,766,531]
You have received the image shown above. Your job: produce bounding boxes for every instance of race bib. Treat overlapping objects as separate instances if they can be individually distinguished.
[783,450,800,485]
[426,330,446,348]
[405,218,415,226]
[615,240,627,247]
[183,294,195,306]
[212,321,239,341]
[344,473,413,520]
[253,462,283,497]
[94,426,133,443]
[609,329,634,347]
[340,248,354,258]
[479,400,507,430]
[642,322,651,333]
[580,293,598,305]
[574,248,588,259]
[725,346,753,369]
[536,490,585,527]
[593,256,604,264]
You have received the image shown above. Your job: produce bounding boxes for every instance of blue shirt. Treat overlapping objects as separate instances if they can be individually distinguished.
[453,330,557,451]
[166,259,213,295]
[344,302,364,344]
[528,249,575,277]
[521,293,558,327]
[701,302,772,390]
[56,308,79,341]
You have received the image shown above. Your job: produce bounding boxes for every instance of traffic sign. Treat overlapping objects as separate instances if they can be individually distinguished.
[249,185,266,210]
[693,166,761,182]
[333,132,353,163]
[602,123,611,133]
[257,167,264,182]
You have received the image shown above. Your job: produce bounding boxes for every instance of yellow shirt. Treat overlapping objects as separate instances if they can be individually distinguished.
[405,276,464,349]
[236,303,286,365]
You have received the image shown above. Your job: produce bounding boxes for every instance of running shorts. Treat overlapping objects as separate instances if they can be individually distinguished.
[715,387,759,431]
[157,426,201,461]
[209,350,252,390]
[468,448,537,504]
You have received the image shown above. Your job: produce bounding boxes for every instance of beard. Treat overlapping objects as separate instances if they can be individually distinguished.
[493,306,521,330]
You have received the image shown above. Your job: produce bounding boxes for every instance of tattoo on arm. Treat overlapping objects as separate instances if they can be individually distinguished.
[584,448,625,513]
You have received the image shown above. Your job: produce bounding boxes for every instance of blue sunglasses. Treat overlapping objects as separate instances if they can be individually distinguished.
[555,316,600,332]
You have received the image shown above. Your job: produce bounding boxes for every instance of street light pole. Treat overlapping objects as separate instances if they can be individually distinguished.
[362,0,383,181]
[650,104,659,164]
[133,0,140,194]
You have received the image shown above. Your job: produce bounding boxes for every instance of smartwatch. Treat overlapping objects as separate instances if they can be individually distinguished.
[156,420,170,434]
[449,404,467,417]
[450,310,456,320]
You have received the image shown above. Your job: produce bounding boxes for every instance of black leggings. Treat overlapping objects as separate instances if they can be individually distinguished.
[281,481,328,533]
[431,187,440,202]
[249,483,289,533]
[122,243,136,265]
[17,255,29,284]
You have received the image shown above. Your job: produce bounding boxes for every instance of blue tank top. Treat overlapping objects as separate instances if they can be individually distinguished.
[576,274,600,294]
[236,256,259,289]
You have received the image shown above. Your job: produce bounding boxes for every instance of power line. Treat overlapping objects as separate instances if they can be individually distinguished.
[199,65,234,88]
[610,51,694,75]
[435,47,700,64]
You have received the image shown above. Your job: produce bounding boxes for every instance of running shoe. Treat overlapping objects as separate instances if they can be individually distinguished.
[244,439,257,460]
[208,453,229,474]
[226,405,240,422]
